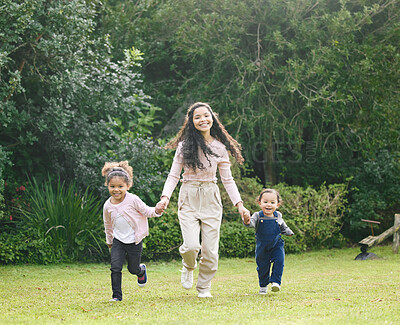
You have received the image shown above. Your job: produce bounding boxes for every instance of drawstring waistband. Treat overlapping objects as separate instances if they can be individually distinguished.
[182,180,217,187]
[181,181,217,211]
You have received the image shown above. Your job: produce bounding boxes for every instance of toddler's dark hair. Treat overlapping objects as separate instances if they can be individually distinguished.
[258,188,282,204]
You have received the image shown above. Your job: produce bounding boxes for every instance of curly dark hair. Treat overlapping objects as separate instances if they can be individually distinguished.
[101,161,133,188]
[166,102,244,170]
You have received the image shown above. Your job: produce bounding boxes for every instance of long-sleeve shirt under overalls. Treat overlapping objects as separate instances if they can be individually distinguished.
[245,210,294,286]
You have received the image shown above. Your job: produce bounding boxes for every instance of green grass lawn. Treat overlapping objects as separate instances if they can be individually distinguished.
[1,245,399,324]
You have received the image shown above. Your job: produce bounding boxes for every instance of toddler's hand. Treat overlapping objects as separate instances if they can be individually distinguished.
[237,203,250,224]
[242,213,251,225]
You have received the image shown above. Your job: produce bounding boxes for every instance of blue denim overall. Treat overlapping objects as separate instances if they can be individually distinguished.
[255,211,285,287]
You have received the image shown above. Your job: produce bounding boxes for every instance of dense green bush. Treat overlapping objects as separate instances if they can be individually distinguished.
[0,175,65,264]
[16,176,106,263]
[0,227,62,265]
[143,191,182,261]
[219,221,255,258]
[116,0,400,187]
[274,182,348,250]
[0,178,4,221]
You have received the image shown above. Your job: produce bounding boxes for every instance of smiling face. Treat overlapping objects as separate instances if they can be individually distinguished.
[258,192,280,217]
[192,105,213,136]
[107,176,129,204]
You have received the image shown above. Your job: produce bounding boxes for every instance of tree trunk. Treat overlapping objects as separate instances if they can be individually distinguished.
[263,128,275,185]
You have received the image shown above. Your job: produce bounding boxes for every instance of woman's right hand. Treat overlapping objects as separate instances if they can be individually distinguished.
[159,196,170,210]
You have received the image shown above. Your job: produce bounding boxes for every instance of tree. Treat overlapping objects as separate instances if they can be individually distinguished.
[0,0,163,189]
[112,0,399,185]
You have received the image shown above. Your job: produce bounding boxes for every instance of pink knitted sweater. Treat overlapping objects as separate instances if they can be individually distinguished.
[103,192,160,245]
[161,140,242,206]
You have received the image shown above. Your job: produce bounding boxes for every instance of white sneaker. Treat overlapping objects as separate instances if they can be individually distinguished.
[180,267,193,289]
[198,291,213,298]
[259,287,268,295]
[271,282,280,292]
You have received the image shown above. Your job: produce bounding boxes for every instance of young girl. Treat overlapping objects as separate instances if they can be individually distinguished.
[157,102,251,298]
[102,161,164,302]
[244,188,294,294]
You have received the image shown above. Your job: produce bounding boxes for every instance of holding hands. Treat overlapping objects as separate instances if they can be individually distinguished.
[155,196,170,215]
[236,202,251,224]
[156,196,251,225]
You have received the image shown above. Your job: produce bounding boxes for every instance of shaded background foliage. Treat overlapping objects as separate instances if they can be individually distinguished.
[1,0,399,263]
[101,0,400,239]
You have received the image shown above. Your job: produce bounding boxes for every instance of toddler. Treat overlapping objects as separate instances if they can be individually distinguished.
[244,188,293,294]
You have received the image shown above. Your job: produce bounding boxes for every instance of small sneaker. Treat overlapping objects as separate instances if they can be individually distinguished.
[198,291,213,298]
[271,282,280,292]
[137,264,147,287]
[180,267,193,289]
[109,297,121,302]
[259,287,268,295]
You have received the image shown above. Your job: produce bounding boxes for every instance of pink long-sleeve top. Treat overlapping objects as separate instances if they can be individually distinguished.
[103,192,160,245]
[161,140,242,206]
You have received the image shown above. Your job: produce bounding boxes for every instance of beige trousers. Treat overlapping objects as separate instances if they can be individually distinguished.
[178,181,223,294]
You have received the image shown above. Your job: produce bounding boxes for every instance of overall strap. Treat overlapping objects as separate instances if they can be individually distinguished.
[256,210,279,232]
[255,210,263,232]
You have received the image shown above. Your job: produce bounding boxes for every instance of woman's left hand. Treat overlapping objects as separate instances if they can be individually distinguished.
[236,202,250,223]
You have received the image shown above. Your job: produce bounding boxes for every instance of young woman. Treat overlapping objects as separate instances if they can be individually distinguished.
[158,102,250,298]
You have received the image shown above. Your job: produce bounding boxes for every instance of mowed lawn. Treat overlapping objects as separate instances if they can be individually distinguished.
[1,245,399,324]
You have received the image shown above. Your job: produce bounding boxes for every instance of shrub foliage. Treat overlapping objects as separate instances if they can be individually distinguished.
[14,176,105,263]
